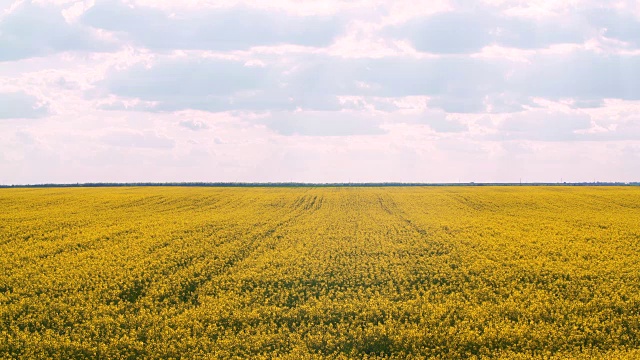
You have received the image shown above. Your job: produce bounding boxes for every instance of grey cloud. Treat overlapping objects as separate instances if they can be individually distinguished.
[0,2,112,61]
[401,51,639,108]
[495,17,587,49]
[82,1,344,51]
[483,93,534,113]
[101,131,175,148]
[0,92,48,119]
[259,111,385,136]
[586,9,640,47]
[571,99,604,109]
[100,54,510,113]
[106,60,267,99]
[179,119,209,131]
[386,11,493,54]
[100,49,639,116]
[513,51,640,101]
[426,117,467,133]
[55,78,80,90]
[385,10,587,54]
[101,56,347,112]
[102,58,272,111]
[258,108,468,136]
[307,56,506,113]
[292,56,506,98]
[286,57,541,114]
[367,58,499,96]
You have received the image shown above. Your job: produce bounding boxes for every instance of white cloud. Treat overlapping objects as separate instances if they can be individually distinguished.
[1,0,640,184]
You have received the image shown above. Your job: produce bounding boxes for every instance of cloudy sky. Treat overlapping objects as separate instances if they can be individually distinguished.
[1,0,640,184]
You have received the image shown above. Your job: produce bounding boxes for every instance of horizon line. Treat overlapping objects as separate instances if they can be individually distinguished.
[1,181,638,188]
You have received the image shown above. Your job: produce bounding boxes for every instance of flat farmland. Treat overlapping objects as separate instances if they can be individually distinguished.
[1,187,640,359]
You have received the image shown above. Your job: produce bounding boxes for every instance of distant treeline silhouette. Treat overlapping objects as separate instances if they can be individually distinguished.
[1,182,638,188]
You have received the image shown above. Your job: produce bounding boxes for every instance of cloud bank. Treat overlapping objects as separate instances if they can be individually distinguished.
[1,0,640,184]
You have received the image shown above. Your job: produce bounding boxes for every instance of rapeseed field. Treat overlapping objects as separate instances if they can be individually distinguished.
[1,187,639,359]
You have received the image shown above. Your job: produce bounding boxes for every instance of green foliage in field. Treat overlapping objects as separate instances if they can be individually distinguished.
[1,187,640,359]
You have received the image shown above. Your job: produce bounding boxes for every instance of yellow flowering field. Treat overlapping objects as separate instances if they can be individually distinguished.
[1,186,639,359]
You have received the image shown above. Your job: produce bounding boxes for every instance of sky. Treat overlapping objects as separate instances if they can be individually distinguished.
[1,0,640,184]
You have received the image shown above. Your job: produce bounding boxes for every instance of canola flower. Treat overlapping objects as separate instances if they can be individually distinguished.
[1,186,639,359]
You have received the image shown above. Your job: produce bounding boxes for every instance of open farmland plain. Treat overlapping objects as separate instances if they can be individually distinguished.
[1,186,640,359]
